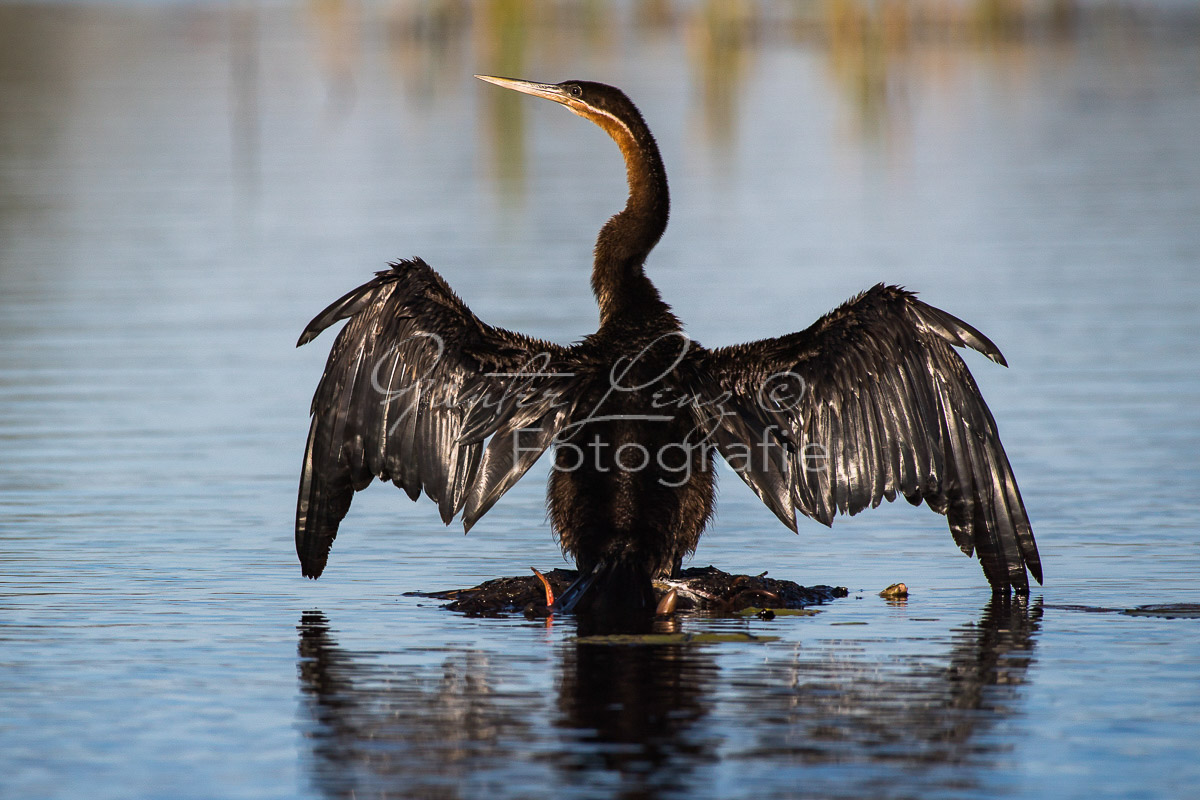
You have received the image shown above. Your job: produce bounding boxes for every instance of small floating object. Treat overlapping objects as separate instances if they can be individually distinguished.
[879,582,909,599]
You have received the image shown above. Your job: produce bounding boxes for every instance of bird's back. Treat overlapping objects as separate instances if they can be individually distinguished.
[547,321,717,585]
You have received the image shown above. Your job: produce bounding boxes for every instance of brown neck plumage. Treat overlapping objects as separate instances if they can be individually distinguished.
[587,105,671,326]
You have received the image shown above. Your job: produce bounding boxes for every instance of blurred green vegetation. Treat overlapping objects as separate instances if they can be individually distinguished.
[1,0,1186,214]
[297,0,1177,168]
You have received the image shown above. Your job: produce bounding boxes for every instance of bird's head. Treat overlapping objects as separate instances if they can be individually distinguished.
[474,75,647,150]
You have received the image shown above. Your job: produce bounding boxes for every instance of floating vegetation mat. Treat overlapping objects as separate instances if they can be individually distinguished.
[410,565,848,617]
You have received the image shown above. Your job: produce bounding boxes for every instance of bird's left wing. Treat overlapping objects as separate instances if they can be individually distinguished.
[296,258,576,578]
[695,284,1041,593]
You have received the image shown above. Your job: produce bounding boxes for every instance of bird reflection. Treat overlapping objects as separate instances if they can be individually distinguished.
[728,596,1042,779]
[297,598,1040,799]
[554,618,717,797]
[297,611,542,799]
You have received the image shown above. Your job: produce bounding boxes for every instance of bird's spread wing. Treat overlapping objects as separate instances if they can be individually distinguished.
[697,284,1041,593]
[295,258,575,578]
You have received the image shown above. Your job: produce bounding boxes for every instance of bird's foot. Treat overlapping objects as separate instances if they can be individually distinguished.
[530,566,555,607]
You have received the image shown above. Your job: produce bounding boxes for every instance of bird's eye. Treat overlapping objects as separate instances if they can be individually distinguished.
[569,85,582,98]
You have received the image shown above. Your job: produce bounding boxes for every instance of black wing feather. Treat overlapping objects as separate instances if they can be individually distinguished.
[700,284,1041,593]
[295,258,572,578]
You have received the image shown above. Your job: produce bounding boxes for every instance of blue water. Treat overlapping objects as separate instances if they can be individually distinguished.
[2,3,1198,799]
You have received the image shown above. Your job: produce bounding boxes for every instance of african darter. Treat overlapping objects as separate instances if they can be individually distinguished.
[295,76,1042,615]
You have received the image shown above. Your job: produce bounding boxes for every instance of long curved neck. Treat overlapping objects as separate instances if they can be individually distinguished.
[591,109,671,326]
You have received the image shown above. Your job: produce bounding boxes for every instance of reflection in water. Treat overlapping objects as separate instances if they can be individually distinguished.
[298,611,543,799]
[305,0,359,117]
[728,597,1043,785]
[297,599,1040,799]
[229,5,260,204]
[686,0,757,148]
[383,0,470,104]
[1,3,1195,798]
[355,0,1116,192]
[554,617,718,798]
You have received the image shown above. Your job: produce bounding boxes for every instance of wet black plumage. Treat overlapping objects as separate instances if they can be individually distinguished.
[295,77,1042,612]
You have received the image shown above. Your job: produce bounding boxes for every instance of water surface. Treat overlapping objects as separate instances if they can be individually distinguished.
[1,3,1198,799]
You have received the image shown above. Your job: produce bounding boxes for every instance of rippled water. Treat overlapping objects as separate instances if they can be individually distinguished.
[2,3,1199,799]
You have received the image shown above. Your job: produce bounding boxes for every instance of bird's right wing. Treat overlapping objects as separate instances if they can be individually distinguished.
[696,284,1041,593]
[295,258,576,578]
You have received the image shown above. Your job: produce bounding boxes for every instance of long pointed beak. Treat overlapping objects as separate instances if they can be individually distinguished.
[474,75,571,105]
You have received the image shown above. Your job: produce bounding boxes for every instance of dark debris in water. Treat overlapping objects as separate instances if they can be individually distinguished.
[1048,602,1200,619]
[1122,603,1200,619]
[575,631,781,645]
[409,565,848,617]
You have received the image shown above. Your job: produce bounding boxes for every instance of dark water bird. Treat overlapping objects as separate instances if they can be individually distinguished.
[295,75,1042,615]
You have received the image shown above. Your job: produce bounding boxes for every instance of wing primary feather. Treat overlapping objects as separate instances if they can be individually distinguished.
[806,401,835,526]
[298,275,392,347]
[843,378,871,516]
[858,361,889,509]
[1003,462,1042,584]
[910,301,1008,367]
[712,408,797,530]
[462,409,568,531]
